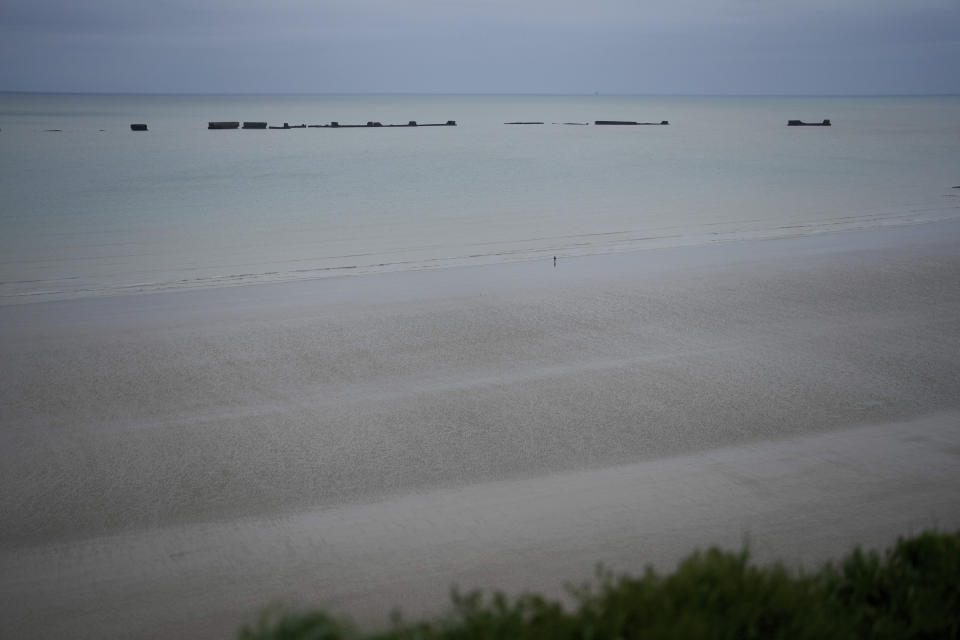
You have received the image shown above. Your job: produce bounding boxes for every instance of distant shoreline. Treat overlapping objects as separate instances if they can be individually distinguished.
[3,209,958,307]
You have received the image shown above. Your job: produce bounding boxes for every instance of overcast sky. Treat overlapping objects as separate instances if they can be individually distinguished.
[1,0,958,95]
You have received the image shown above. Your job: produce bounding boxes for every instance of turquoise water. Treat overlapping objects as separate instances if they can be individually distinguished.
[1,94,958,303]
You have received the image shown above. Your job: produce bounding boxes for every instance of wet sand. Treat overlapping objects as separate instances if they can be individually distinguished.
[2,220,960,637]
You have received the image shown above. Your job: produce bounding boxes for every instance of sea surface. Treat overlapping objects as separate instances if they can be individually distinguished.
[1,93,958,303]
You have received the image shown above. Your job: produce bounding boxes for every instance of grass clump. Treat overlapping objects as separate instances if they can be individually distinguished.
[239,606,357,640]
[239,531,960,640]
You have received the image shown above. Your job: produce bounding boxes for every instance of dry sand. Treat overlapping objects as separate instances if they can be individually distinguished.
[2,220,960,638]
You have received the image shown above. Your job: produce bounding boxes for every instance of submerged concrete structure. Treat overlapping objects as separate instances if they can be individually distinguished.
[595,120,669,125]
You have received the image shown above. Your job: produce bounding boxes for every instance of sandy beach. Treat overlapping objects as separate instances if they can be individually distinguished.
[2,220,960,638]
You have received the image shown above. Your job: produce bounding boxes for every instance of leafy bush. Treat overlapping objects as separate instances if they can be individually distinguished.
[239,531,960,640]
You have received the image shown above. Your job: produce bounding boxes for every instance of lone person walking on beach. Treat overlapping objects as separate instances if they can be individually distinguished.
[553,256,557,268]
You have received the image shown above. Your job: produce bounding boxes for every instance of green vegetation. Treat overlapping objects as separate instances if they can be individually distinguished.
[239,531,960,640]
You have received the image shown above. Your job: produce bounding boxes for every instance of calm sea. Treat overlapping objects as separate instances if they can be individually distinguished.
[1,94,958,303]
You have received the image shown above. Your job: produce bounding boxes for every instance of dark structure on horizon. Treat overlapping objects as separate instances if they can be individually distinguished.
[788,119,832,126]
[199,120,459,129]
[595,120,669,125]
[324,120,456,128]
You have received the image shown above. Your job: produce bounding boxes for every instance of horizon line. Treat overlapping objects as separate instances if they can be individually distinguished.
[2,90,958,99]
